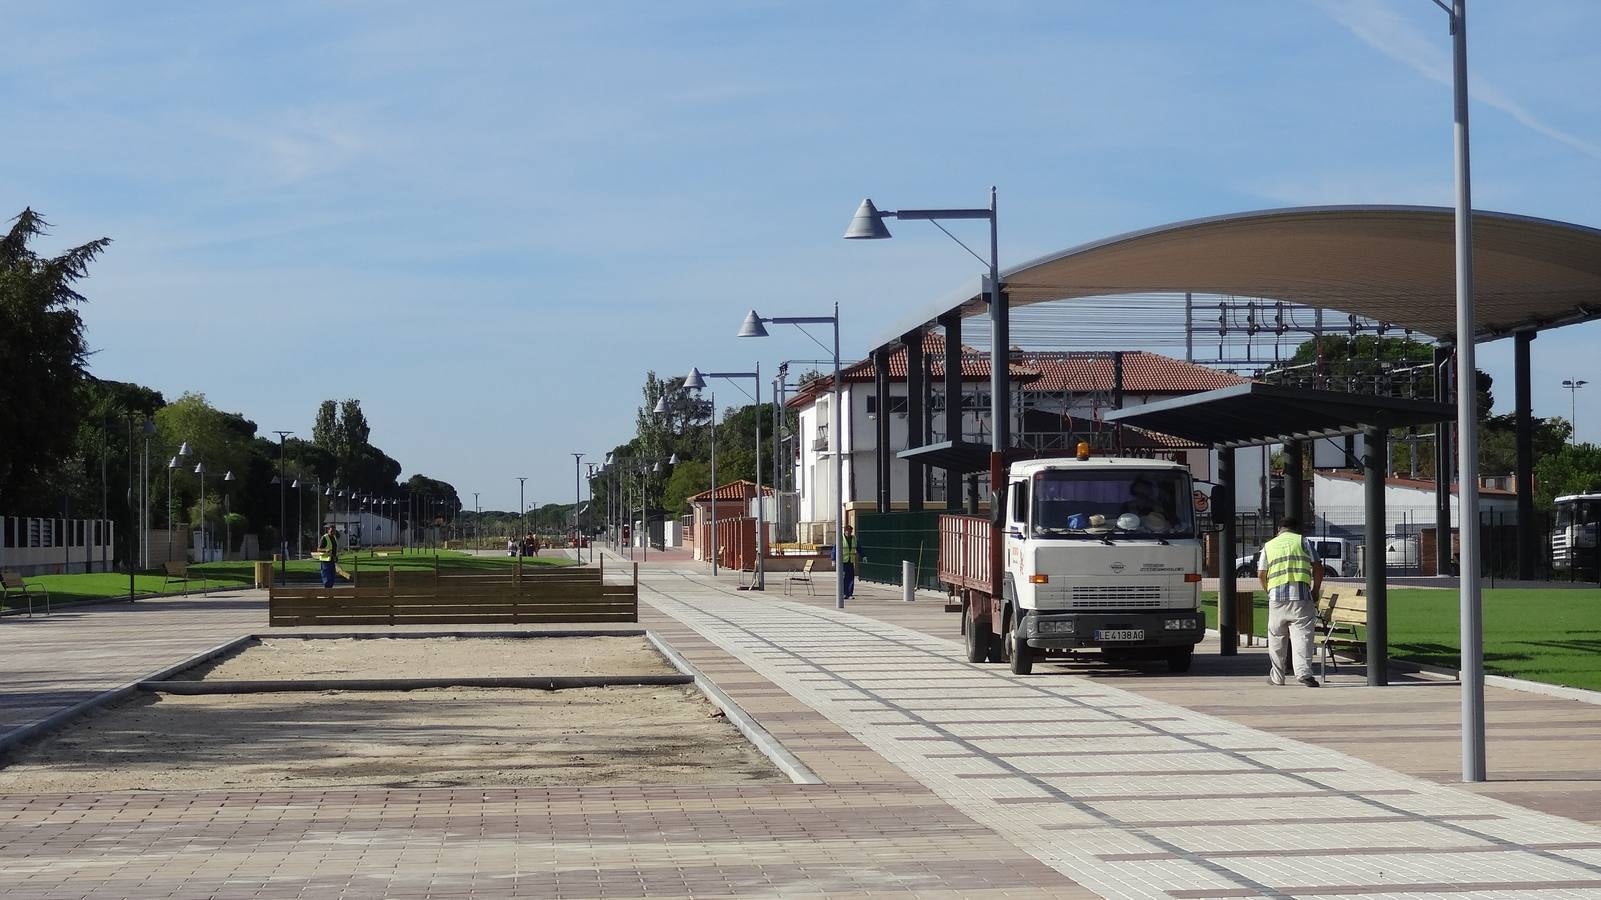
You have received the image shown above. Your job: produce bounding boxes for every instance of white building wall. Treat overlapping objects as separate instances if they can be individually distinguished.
[1310,473,1518,535]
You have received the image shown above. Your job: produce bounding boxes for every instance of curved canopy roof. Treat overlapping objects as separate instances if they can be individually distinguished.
[878,205,1601,348]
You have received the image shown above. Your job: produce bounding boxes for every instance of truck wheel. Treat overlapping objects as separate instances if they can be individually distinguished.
[1007,610,1034,675]
[963,600,993,664]
[1166,646,1194,673]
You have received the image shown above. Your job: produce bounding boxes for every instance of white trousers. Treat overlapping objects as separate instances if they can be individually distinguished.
[1267,596,1318,679]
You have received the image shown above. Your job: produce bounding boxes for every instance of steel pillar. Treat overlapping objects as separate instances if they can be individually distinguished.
[1514,331,1536,580]
[1284,441,1304,525]
[874,346,891,513]
[905,330,925,511]
[941,312,963,511]
[1217,447,1238,656]
[1434,344,1454,575]
[1364,420,1390,686]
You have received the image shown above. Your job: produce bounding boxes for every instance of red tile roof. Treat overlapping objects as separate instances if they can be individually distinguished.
[1019,352,1245,394]
[786,347,1242,409]
[688,480,775,503]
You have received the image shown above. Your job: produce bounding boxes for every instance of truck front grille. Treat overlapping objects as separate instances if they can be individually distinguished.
[1068,585,1166,608]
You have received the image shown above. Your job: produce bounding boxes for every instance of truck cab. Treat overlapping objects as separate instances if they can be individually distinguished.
[943,453,1206,675]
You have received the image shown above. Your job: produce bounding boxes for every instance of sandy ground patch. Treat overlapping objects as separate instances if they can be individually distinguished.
[188,635,675,680]
[0,685,781,792]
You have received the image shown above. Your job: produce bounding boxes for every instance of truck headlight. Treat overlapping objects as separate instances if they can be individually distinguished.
[1037,619,1074,634]
[1164,618,1196,631]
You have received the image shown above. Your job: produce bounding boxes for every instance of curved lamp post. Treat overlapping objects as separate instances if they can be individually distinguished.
[739,306,843,608]
[685,365,767,589]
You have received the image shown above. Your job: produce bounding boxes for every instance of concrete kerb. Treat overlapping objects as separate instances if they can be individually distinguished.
[0,633,256,760]
[0,584,258,619]
[143,674,695,694]
[646,630,824,786]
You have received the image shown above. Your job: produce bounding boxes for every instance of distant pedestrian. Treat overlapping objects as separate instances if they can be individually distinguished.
[1257,516,1323,687]
[507,536,518,557]
[318,525,339,590]
[839,524,861,599]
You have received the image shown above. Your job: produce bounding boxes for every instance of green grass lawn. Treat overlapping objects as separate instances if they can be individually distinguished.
[1,551,573,611]
[1201,588,1601,691]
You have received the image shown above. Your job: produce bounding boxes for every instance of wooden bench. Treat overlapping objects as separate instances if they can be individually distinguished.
[162,560,208,596]
[268,559,638,627]
[1318,590,1367,673]
[784,559,816,596]
[0,570,49,617]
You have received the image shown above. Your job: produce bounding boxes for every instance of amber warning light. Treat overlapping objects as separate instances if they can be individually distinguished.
[1075,442,1091,460]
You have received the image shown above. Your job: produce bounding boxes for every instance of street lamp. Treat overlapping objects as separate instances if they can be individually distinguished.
[193,461,207,562]
[273,431,293,566]
[141,418,154,569]
[739,305,844,609]
[571,454,584,555]
[686,363,767,590]
[1563,379,1588,437]
[222,470,235,559]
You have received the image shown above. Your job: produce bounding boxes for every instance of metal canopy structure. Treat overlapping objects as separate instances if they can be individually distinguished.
[1104,382,1456,688]
[875,205,1601,349]
[1101,383,1457,449]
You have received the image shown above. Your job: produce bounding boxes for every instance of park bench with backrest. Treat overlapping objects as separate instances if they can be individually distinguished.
[0,571,49,617]
[162,560,208,596]
[1317,590,1367,673]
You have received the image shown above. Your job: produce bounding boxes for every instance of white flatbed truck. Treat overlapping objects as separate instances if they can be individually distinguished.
[939,453,1206,675]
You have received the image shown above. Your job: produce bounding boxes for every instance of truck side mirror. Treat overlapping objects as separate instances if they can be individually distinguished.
[1209,485,1233,521]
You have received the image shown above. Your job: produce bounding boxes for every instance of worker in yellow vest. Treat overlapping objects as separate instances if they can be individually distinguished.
[318,525,340,590]
[839,524,861,599]
[1256,516,1323,687]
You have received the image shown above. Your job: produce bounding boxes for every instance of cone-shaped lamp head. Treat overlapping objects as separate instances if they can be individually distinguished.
[194,462,206,475]
[653,395,669,414]
[668,453,680,465]
[843,198,892,239]
[225,470,235,482]
[683,367,707,390]
[168,456,179,469]
[737,310,769,338]
[178,441,192,457]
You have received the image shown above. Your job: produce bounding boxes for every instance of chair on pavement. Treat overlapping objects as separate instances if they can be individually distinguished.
[0,570,49,618]
[784,559,816,596]
[162,560,208,596]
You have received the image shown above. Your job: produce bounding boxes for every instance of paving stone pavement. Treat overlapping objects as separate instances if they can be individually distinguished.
[3,563,1600,898]
[639,567,1601,899]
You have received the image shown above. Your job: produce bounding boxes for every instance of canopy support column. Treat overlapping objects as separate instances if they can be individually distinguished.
[1515,331,1536,580]
[941,312,963,511]
[1217,447,1238,657]
[1284,441,1305,526]
[1435,344,1454,576]
[904,331,925,511]
[1365,418,1390,685]
[874,347,891,514]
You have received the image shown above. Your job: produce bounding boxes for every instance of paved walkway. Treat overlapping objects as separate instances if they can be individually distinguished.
[641,567,1601,898]
[1,561,1599,897]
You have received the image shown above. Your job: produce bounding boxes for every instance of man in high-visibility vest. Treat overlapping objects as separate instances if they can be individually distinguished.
[1256,516,1323,687]
[318,525,339,590]
[839,524,860,599]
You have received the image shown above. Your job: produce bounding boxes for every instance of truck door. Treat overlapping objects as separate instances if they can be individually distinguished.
[1006,478,1030,582]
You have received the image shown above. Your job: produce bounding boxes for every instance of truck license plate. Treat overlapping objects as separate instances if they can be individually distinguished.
[1095,629,1145,642]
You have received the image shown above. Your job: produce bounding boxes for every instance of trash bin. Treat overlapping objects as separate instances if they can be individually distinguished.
[1233,590,1256,647]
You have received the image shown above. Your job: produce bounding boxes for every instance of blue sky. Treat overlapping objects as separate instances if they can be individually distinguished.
[4,1,1599,508]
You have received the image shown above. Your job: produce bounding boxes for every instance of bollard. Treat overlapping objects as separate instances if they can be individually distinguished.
[902,560,916,602]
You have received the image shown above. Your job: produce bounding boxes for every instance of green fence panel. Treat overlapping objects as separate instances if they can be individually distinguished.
[855,510,945,590]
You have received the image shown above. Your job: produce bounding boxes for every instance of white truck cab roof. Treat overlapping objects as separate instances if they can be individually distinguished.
[1009,457,1189,478]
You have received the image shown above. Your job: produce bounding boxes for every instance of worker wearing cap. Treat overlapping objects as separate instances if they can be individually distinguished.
[1258,516,1323,687]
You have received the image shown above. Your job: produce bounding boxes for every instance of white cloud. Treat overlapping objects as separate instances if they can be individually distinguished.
[1312,0,1601,161]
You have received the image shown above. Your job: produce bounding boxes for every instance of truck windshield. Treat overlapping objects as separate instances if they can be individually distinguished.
[1032,469,1194,540]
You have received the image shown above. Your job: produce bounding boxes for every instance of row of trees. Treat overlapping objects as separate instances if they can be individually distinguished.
[0,209,462,565]
[584,371,793,526]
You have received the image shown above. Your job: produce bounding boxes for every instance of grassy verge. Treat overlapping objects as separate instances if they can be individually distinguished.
[1201,588,1601,691]
[2,551,574,611]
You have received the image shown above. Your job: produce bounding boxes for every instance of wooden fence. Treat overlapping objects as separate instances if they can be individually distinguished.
[268,558,637,627]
